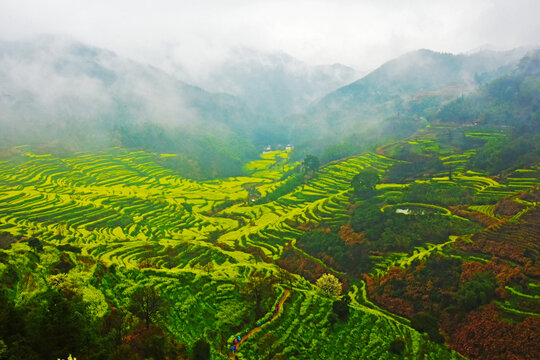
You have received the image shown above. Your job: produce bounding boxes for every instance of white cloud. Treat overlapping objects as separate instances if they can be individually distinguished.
[0,0,539,73]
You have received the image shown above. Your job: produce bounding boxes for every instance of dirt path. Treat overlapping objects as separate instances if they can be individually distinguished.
[230,289,291,359]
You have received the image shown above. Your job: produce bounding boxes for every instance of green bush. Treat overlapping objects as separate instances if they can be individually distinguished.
[389,337,405,354]
[411,313,444,343]
[457,272,497,311]
[192,338,210,360]
[332,299,350,321]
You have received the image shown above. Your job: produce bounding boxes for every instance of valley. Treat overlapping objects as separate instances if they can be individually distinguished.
[1,120,538,359]
[0,30,539,360]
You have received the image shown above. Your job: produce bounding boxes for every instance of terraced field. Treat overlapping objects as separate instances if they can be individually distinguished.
[236,288,462,360]
[439,150,476,173]
[436,169,540,202]
[0,146,466,357]
[370,236,458,277]
[216,153,395,258]
[385,128,540,203]
[244,150,297,181]
[433,144,540,202]
[464,132,506,140]
[0,147,397,276]
[3,136,537,359]
[2,142,534,279]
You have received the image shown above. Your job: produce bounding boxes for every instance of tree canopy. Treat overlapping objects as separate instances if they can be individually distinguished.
[457,272,497,311]
[316,273,342,297]
[192,338,211,360]
[129,286,166,329]
[302,155,320,173]
[351,170,380,198]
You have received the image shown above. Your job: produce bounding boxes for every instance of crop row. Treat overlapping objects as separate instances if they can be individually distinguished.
[237,289,462,360]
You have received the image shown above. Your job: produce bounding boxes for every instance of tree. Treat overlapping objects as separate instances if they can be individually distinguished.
[0,232,15,250]
[411,312,444,343]
[316,273,342,297]
[192,338,210,360]
[351,170,380,198]
[302,155,320,173]
[351,201,385,236]
[389,338,405,354]
[100,308,130,348]
[130,286,165,329]
[332,299,349,321]
[56,223,67,238]
[277,267,295,289]
[25,289,92,359]
[0,340,7,359]
[457,272,497,311]
[243,273,276,317]
[27,237,43,253]
[201,260,214,274]
[143,335,168,360]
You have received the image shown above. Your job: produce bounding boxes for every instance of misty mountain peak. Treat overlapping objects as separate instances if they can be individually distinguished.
[0,37,269,149]
[160,45,358,118]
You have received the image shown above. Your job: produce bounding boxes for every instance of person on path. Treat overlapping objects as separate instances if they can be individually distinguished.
[238,335,241,342]
[234,338,238,344]
[258,321,261,327]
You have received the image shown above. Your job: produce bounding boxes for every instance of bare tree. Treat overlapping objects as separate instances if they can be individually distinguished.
[202,260,214,274]
[129,286,165,329]
[242,273,276,317]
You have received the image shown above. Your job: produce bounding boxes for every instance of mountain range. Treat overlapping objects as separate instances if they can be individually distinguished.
[285,47,531,155]
[0,36,536,177]
[160,46,358,118]
[0,35,539,360]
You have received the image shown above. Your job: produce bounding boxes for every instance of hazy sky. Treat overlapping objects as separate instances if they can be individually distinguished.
[1,0,539,73]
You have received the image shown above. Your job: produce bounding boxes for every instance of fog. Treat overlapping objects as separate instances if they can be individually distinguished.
[1,0,539,76]
[0,37,206,149]
[1,1,539,161]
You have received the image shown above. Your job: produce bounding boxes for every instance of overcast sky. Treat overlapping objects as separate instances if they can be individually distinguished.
[1,0,539,73]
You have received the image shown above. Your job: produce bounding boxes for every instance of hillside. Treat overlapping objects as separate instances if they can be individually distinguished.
[0,36,275,179]
[436,49,540,130]
[2,39,534,179]
[164,47,358,118]
[1,119,539,359]
[284,48,531,158]
[0,46,539,360]
[0,145,465,360]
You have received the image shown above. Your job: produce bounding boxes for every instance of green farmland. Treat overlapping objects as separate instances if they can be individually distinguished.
[0,143,470,360]
[1,125,539,360]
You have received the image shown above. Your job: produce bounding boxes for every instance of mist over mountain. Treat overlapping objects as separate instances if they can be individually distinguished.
[0,36,537,176]
[2,2,540,359]
[284,47,532,158]
[0,36,285,178]
[0,36,277,147]
[436,49,540,131]
[160,47,358,118]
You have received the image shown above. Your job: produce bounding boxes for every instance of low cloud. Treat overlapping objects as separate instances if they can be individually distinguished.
[0,37,202,147]
[0,0,538,75]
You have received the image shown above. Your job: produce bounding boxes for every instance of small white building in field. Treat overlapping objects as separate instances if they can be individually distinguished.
[396,208,411,214]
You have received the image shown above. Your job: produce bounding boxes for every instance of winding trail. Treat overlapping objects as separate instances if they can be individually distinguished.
[230,289,291,359]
